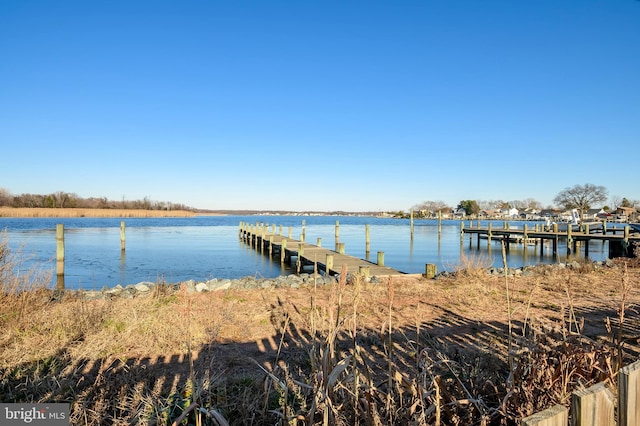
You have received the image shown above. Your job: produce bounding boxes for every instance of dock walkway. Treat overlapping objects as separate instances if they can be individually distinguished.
[239,222,407,277]
[461,222,640,257]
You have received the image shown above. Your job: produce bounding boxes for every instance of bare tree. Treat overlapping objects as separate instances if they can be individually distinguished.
[412,200,450,217]
[553,183,608,220]
[523,198,542,210]
[609,195,622,210]
[0,188,11,207]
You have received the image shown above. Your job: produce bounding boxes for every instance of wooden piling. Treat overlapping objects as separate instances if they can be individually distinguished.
[359,265,370,277]
[120,221,126,251]
[425,263,437,279]
[301,220,306,242]
[377,251,384,266]
[326,254,334,275]
[337,242,345,254]
[56,224,64,277]
[297,243,304,273]
[365,224,370,255]
[317,237,322,247]
[410,209,414,239]
[488,222,493,246]
[335,220,340,251]
[280,239,287,263]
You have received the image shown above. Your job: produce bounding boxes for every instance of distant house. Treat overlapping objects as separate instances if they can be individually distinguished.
[520,208,541,220]
[499,208,519,218]
[615,206,638,222]
[453,208,466,218]
[479,209,499,218]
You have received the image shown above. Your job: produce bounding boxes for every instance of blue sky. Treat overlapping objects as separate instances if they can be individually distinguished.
[1,1,638,212]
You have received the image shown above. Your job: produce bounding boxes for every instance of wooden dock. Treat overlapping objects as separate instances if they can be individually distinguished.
[461,221,640,257]
[239,222,409,277]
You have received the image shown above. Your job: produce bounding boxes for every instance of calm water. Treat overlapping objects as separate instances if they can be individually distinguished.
[0,215,612,289]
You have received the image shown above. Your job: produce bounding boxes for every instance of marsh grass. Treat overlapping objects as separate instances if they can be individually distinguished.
[0,241,638,425]
[0,207,196,218]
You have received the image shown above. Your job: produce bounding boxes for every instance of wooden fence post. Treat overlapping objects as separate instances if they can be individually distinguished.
[619,360,640,426]
[521,404,567,426]
[571,382,614,425]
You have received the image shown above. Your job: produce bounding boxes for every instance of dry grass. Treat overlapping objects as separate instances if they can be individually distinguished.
[1,236,639,424]
[0,207,197,218]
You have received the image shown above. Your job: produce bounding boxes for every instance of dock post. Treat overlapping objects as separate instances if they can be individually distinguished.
[377,251,384,266]
[602,221,607,235]
[279,225,283,236]
[410,209,414,239]
[523,224,528,245]
[438,210,442,238]
[56,223,65,278]
[335,220,340,251]
[326,254,334,276]
[488,222,493,246]
[338,242,345,254]
[317,237,322,247]
[624,226,630,253]
[297,243,304,274]
[269,235,274,257]
[359,265,370,278]
[365,224,370,255]
[302,220,306,242]
[425,263,437,279]
[120,221,126,251]
[288,226,292,239]
[567,225,573,254]
[460,221,465,246]
[280,239,287,264]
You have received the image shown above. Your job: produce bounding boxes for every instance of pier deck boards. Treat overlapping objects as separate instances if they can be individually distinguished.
[462,223,640,257]
[240,229,406,277]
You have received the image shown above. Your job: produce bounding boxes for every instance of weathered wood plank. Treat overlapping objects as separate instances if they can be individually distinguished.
[571,382,614,426]
[619,360,640,426]
[521,404,568,426]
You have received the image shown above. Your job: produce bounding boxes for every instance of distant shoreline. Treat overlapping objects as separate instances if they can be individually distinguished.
[0,207,219,218]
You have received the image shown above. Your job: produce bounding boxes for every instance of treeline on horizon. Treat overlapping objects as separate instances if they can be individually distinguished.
[0,188,193,212]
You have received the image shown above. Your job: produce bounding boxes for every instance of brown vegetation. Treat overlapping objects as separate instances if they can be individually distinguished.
[1,239,639,425]
[0,207,198,218]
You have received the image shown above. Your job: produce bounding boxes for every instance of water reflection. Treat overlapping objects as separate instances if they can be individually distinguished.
[1,216,622,290]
